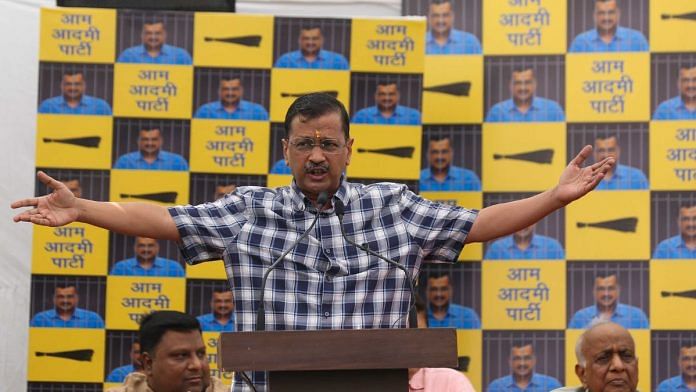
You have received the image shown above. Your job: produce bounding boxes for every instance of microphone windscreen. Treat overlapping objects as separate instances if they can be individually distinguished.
[334,199,345,217]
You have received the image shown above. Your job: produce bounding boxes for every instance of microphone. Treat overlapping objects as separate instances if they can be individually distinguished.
[255,191,329,331]
[334,199,418,329]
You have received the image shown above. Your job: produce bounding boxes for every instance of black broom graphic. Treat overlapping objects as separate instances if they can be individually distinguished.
[423,81,471,97]
[493,149,554,164]
[576,217,638,233]
[661,289,696,299]
[357,146,415,159]
[280,90,339,98]
[661,11,696,21]
[457,356,471,372]
[120,192,178,203]
[35,349,94,362]
[43,136,101,148]
[203,35,263,47]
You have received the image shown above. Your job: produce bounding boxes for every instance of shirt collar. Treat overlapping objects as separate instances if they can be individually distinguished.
[593,303,624,318]
[135,151,163,163]
[289,175,350,213]
[137,44,169,57]
[58,96,88,107]
[506,373,540,387]
[590,27,625,43]
[509,234,538,250]
[509,97,541,113]
[51,308,80,320]
[426,30,460,44]
[424,167,456,182]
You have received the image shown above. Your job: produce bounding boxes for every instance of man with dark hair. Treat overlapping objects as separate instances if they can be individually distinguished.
[113,128,188,171]
[486,68,564,122]
[426,271,480,329]
[484,223,565,259]
[108,310,225,392]
[419,136,481,191]
[117,21,192,64]
[30,284,104,328]
[426,0,481,55]
[569,0,648,52]
[657,343,696,392]
[569,274,649,329]
[111,236,185,277]
[593,134,648,190]
[653,64,696,120]
[106,340,143,383]
[488,343,562,392]
[14,91,615,391]
[653,204,696,259]
[38,71,111,115]
[197,289,235,332]
[275,26,349,70]
[194,77,269,120]
[352,81,421,125]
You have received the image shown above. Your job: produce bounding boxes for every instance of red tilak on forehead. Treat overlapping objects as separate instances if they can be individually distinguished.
[315,129,321,139]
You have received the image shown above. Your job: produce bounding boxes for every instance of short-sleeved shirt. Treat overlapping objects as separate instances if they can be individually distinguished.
[484,234,565,260]
[274,49,349,70]
[419,166,481,192]
[487,373,562,392]
[486,97,565,122]
[427,303,480,329]
[117,44,192,65]
[194,100,269,120]
[569,26,649,52]
[653,235,696,259]
[352,105,421,125]
[653,96,696,120]
[110,257,185,277]
[106,364,135,383]
[168,178,478,390]
[30,308,104,328]
[38,95,112,115]
[568,303,649,329]
[197,312,236,332]
[113,150,189,171]
[656,376,696,392]
[425,29,482,55]
[595,164,648,190]
[270,159,292,175]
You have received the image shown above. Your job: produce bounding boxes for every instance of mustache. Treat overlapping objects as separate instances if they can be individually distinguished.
[304,162,329,172]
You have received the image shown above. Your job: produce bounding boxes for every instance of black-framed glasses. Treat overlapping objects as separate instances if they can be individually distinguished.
[286,137,345,154]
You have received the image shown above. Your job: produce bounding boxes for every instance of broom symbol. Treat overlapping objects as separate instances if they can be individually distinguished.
[357,146,415,159]
[576,217,638,233]
[423,81,471,97]
[203,35,263,47]
[35,349,94,362]
[661,289,696,299]
[661,11,696,21]
[43,136,101,148]
[493,149,554,164]
[120,192,178,203]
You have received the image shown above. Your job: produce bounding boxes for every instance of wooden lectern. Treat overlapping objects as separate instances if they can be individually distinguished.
[218,328,458,391]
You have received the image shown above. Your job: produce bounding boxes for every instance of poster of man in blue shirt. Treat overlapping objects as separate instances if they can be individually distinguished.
[352,81,421,125]
[105,340,142,382]
[419,136,480,191]
[592,134,648,190]
[426,271,480,329]
[653,64,696,120]
[194,76,269,120]
[568,274,649,329]
[484,224,565,260]
[117,21,192,65]
[30,284,104,328]
[38,71,111,115]
[275,26,349,70]
[197,289,236,332]
[110,236,185,277]
[569,0,648,53]
[653,204,696,259]
[656,344,696,392]
[113,128,189,171]
[486,68,565,122]
[426,0,481,55]
[487,343,562,392]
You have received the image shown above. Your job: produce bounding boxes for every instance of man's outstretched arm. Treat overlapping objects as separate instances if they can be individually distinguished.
[465,145,614,243]
[12,171,179,241]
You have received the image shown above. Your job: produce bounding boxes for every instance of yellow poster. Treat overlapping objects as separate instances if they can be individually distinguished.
[650,260,696,329]
[36,115,113,169]
[32,223,108,276]
[203,332,235,385]
[190,120,270,174]
[350,18,425,73]
[28,328,105,382]
[113,64,193,119]
[105,277,185,330]
[422,56,483,123]
[39,8,116,63]
[456,330,482,391]
[420,191,483,260]
[649,122,696,190]
[270,69,351,122]
[650,1,696,52]
[186,260,227,280]
[266,174,293,189]
[110,170,190,206]
[348,125,421,180]
[193,13,274,68]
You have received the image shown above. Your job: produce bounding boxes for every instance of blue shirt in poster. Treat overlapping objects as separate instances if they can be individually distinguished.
[106,364,135,382]
[110,257,185,277]
[275,49,349,70]
[487,373,562,392]
[569,26,648,52]
[486,97,565,122]
[595,164,648,190]
[113,150,189,171]
[197,312,236,332]
[117,44,192,65]
[30,308,104,328]
[653,96,696,120]
[484,234,565,260]
[270,159,292,175]
[427,303,480,329]
[419,166,481,191]
[38,95,112,115]
[656,376,696,392]
[194,100,269,120]
[425,29,482,55]
[653,235,696,259]
[568,303,649,329]
[352,105,421,125]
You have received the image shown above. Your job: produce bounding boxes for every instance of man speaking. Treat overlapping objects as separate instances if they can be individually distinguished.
[13,93,614,391]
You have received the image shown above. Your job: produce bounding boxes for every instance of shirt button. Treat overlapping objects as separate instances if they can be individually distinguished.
[324,312,330,317]
[325,249,332,255]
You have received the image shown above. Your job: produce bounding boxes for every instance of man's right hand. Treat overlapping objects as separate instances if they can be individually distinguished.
[11,171,80,227]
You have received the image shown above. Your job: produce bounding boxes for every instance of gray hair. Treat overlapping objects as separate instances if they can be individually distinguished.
[575,319,615,366]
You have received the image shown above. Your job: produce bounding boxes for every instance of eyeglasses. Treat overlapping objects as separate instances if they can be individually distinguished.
[287,138,345,154]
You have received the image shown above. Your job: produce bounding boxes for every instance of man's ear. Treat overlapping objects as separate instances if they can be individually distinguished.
[142,352,154,375]
[345,138,354,166]
[575,364,587,388]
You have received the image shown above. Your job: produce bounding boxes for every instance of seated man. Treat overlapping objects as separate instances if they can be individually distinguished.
[352,81,421,125]
[117,21,192,65]
[653,204,696,259]
[30,284,104,328]
[106,340,142,382]
[485,224,565,260]
[426,0,481,55]
[194,76,269,120]
[426,272,480,329]
[568,0,648,52]
[487,343,562,392]
[197,289,236,332]
[275,26,349,70]
[486,68,564,122]
[568,274,649,329]
[592,134,648,190]
[653,64,696,120]
[111,236,185,277]
[113,128,188,171]
[656,343,696,392]
[419,136,481,191]
[38,71,111,115]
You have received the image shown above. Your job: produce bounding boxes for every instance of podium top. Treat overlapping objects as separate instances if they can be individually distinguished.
[218,328,458,372]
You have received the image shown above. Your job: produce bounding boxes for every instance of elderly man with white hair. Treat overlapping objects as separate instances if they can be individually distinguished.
[553,320,639,392]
